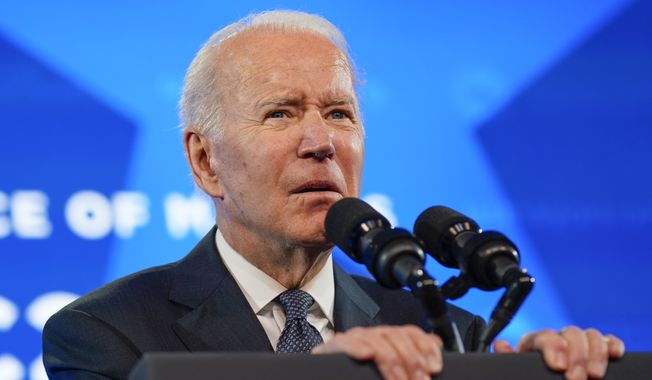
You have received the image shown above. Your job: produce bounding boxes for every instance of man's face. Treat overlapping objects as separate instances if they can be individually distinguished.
[208,29,364,248]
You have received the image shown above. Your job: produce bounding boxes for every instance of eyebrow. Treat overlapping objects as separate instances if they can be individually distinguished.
[322,95,355,107]
[256,95,304,109]
[256,94,356,109]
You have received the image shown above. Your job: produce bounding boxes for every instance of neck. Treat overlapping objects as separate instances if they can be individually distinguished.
[219,224,332,289]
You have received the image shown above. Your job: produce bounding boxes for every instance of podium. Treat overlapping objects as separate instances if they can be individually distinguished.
[129,352,651,379]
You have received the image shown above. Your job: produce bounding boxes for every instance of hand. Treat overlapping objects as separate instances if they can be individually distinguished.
[493,326,625,380]
[312,325,443,380]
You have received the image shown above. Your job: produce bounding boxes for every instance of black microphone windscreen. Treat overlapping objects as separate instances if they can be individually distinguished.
[414,206,478,268]
[325,197,389,262]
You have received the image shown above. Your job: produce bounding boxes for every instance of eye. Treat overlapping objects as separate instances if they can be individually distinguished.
[328,110,349,120]
[266,110,287,119]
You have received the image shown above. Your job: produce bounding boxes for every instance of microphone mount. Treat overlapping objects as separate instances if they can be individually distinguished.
[326,198,465,352]
[351,224,466,353]
[414,206,535,352]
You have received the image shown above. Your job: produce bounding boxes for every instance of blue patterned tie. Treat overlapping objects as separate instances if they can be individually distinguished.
[275,289,324,353]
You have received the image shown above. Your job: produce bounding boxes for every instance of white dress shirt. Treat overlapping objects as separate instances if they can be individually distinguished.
[216,229,335,350]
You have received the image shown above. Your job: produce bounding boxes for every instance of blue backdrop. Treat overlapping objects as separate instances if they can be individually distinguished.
[1,1,650,379]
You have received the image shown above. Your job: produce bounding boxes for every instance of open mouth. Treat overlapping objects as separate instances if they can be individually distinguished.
[291,180,341,194]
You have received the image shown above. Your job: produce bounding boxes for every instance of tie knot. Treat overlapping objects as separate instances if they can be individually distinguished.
[276,289,315,320]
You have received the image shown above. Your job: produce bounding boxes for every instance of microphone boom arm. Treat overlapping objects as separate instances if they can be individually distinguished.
[397,261,465,353]
[359,227,465,353]
[476,268,535,352]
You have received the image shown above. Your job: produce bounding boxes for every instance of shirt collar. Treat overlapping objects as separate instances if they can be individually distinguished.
[215,229,335,324]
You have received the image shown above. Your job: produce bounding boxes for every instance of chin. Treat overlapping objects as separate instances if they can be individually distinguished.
[281,206,335,248]
[290,226,333,250]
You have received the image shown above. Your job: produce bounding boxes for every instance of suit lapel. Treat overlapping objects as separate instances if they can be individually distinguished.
[168,226,273,352]
[168,228,381,348]
[333,264,381,332]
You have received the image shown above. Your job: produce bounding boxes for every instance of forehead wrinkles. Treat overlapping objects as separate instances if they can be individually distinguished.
[244,62,353,95]
[214,29,355,100]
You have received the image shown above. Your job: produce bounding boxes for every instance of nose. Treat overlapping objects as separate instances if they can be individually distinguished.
[297,111,335,161]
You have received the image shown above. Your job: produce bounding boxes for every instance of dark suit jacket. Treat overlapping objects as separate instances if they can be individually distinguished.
[43,227,485,380]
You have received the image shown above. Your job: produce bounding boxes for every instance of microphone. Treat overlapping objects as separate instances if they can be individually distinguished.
[414,206,534,352]
[325,198,464,352]
[413,206,521,291]
[325,197,425,288]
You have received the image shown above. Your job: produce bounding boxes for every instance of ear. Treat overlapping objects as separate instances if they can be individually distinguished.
[183,128,224,199]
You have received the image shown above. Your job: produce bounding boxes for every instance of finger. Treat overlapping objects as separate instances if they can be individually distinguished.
[384,326,436,379]
[560,326,589,380]
[359,329,409,380]
[585,329,608,378]
[518,329,569,372]
[493,339,514,353]
[404,326,444,374]
[605,334,625,358]
[311,330,374,359]
[315,329,406,380]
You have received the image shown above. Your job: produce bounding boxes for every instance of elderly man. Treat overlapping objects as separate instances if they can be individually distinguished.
[43,10,624,380]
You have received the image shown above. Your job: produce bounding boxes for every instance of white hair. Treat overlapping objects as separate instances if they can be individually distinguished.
[179,10,357,140]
